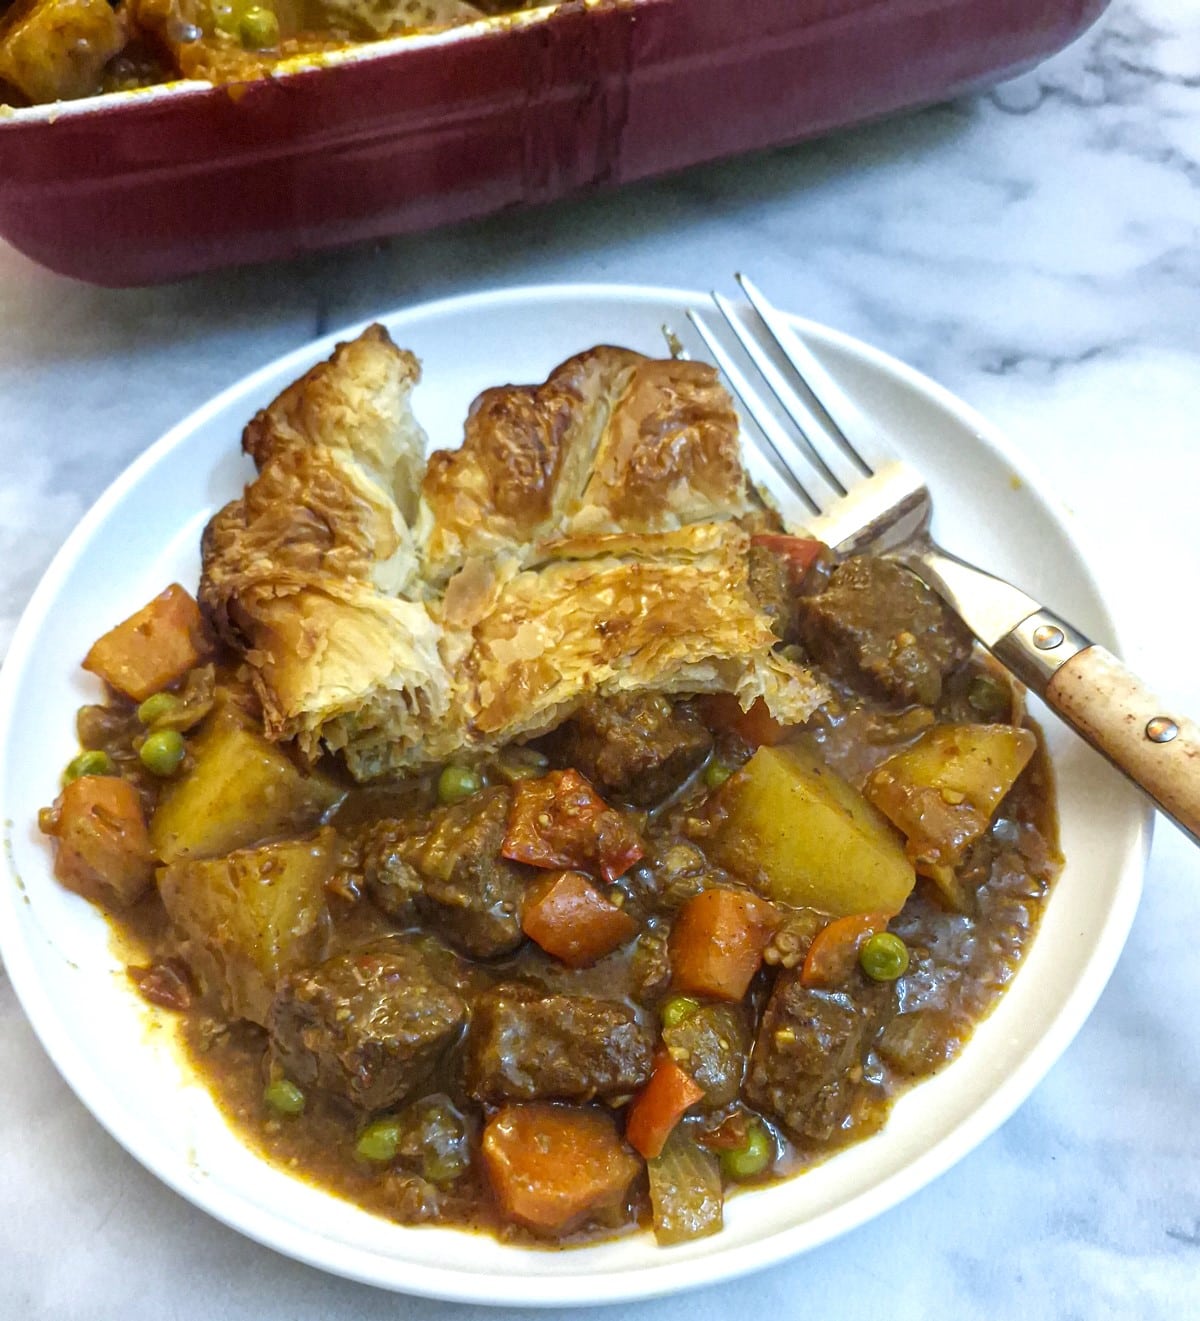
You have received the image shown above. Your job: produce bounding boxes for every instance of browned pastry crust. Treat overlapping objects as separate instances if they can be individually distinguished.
[418,347,751,583]
[200,327,829,780]
[200,325,449,765]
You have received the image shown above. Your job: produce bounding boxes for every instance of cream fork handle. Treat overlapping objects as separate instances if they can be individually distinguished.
[992,609,1200,843]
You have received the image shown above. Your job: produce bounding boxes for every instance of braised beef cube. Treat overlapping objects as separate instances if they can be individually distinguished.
[465,983,654,1104]
[362,834,423,924]
[744,969,884,1143]
[876,1009,956,1078]
[552,694,712,807]
[748,540,799,642]
[663,1003,751,1109]
[364,787,527,959]
[796,556,971,705]
[267,938,467,1112]
[629,924,673,999]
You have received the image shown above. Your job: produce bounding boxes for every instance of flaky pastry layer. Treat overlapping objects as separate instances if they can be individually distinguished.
[200,326,829,779]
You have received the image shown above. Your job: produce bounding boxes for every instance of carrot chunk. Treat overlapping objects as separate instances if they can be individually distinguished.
[40,775,155,907]
[749,533,826,581]
[521,870,639,968]
[82,584,209,703]
[481,1103,641,1235]
[502,769,644,882]
[698,693,792,748]
[669,887,780,1001]
[625,1051,706,1160]
[800,912,890,989]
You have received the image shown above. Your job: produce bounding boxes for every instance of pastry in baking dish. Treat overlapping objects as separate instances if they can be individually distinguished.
[200,325,828,778]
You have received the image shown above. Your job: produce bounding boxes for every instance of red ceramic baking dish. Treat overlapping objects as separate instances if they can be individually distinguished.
[0,0,1107,286]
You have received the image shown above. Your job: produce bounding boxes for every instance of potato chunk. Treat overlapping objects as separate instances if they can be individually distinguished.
[158,830,335,1023]
[864,723,1036,906]
[150,711,344,863]
[82,585,209,704]
[0,0,126,105]
[710,743,915,919]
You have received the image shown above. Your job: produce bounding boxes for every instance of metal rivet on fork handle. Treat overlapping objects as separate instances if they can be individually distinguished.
[1146,717,1179,744]
[1033,625,1065,650]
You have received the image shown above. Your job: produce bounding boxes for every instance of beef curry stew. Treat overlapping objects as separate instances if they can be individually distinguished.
[37,334,1060,1247]
[40,552,1059,1247]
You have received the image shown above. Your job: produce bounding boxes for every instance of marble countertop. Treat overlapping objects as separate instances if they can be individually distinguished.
[2,1,1198,1316]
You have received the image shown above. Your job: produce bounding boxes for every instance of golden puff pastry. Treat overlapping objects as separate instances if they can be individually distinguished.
[200,327,829,780]
[200,325,451,765]
[455,523,824,748]
[417,347,750,584]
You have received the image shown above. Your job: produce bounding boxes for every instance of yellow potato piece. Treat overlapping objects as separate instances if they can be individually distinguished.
[150,710,344,863]
[0,0,126,104]
[711,743,915,919]
[864,723,1036,903]
[158,830,334,1024]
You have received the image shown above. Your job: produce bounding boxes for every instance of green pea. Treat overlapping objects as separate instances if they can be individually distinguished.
[136,697,185,729]
[209,0,241,36]
[720,1121,773,1181]
[137,691,184,727]
[859,931,910,982]
[62,749,114,785]
[263,1078,305,1116]
[660,995,700,1030]
[967,674,1009,720]
[437,764,482,805]
[703,760,733,789]
[138,728,186,777]
[356,1118,402,1163]
[239,5,280,48]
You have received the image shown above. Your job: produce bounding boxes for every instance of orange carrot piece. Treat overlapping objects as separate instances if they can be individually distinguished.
[40,775,155,908]
[82,584,209,703]
[521,870,639,968]
[625,1052,706,1160]
[800,912,890,989]
[482,1103,641,1235]
[668,887,780,1002]
[749,534,826,581]
[699,694,791,748]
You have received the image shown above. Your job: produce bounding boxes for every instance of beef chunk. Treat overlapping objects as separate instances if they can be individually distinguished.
[465,983,654,1104]
[663,1002,751,1109]
[267,938,467,1112]
[551,694,713,807]
[796,556,970,706]
[744,969,884,1142]
[364,787,527,959]
[748,540,799,642]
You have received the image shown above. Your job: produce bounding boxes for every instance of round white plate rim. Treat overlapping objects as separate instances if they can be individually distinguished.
[0,281,1151,1306]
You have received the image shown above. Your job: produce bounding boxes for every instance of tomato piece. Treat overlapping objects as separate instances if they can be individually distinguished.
[625,1051,706,1160]
[502,769,644,882]
[668,887,780,1001]
[799,911,891,988]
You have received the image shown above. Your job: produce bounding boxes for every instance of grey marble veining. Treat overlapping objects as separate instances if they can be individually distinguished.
[2,0,1199,1316]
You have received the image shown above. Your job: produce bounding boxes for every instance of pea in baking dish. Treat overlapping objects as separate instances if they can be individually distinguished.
[0,0,1107,286]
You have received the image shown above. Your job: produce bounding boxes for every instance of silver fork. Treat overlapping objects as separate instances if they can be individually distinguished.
[683,274,1200,845]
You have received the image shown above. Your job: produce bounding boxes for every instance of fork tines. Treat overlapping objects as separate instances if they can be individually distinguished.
[685,274,886,518]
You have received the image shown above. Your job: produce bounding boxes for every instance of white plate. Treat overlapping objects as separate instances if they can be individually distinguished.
[0,284,1149,1306]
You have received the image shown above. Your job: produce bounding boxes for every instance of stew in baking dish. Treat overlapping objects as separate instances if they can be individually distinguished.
[38,327,1060,1245]
[0,0,534,106]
